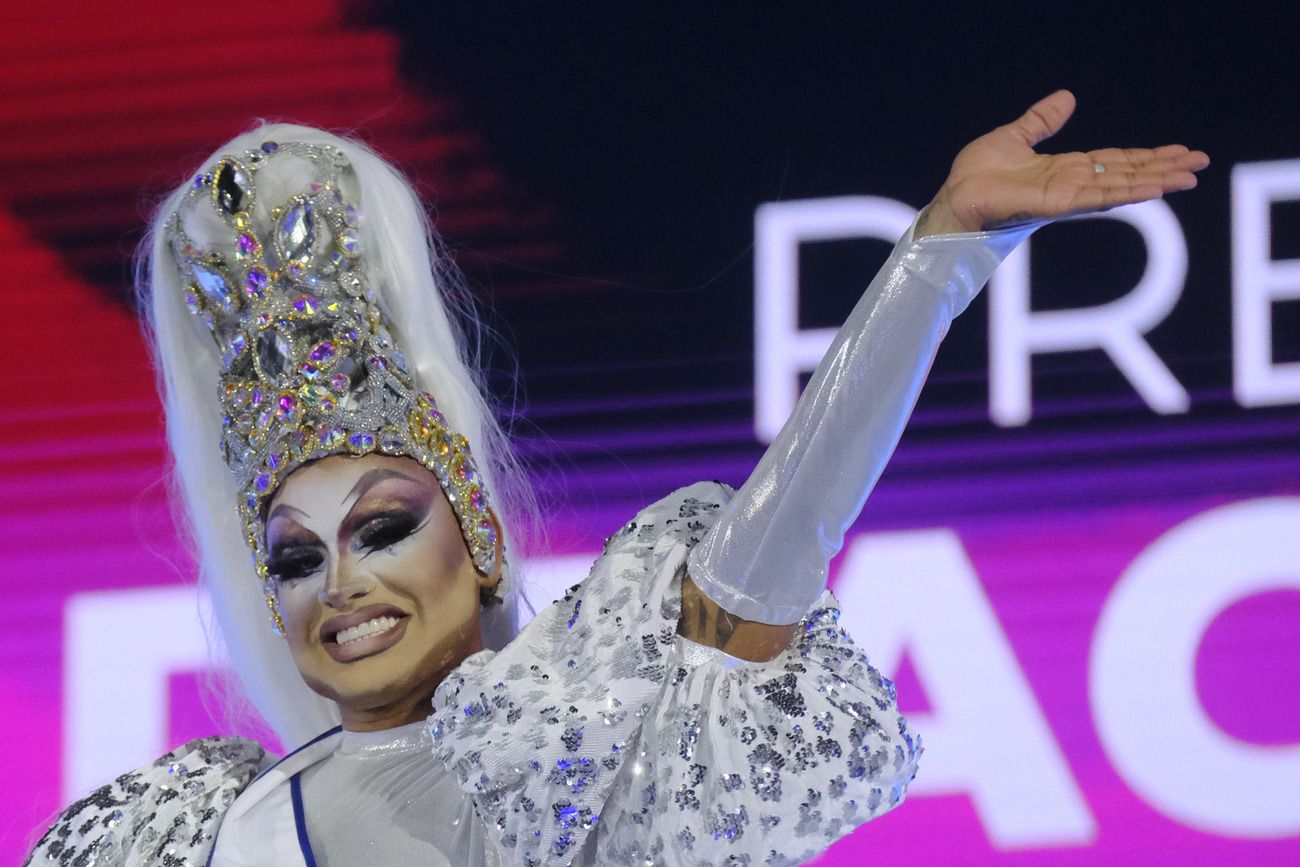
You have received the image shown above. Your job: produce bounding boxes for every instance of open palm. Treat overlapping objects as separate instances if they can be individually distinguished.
[919,90,1210,237]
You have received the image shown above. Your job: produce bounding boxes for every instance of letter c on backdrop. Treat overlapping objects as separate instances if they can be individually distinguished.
[1090,497,1300,838]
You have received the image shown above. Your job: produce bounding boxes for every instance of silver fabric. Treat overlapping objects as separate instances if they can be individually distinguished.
[686,218,1040,624]
[24,737,265,866]
[431,482,920,865]
[298,721,497,867]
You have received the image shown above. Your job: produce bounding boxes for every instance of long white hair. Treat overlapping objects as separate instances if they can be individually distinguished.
[136,123,535,748]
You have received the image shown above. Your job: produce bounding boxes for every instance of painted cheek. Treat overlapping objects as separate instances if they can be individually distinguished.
[276,582,322,633]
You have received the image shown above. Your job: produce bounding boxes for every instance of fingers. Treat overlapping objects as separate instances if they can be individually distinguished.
[1099,168,1199,194]
[1070,182,1167,213]
[1069,155,1201,194]
[1007,89,1077,147]
[1058,154,1201,216]
[1087,145,1211,174]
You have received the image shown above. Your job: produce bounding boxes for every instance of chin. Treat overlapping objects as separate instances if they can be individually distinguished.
[303,653,429,710]
[296,629,476,718]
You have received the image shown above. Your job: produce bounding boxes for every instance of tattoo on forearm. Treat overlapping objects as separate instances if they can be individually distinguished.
[676,571,800,662]
[677,573,742,647]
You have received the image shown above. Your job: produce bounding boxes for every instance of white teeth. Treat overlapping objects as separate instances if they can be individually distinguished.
[336,616,399,646]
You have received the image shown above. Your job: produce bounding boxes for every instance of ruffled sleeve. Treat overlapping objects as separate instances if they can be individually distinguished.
[593,593,919,864]
[428,482,918,866]
[26,737,265,867]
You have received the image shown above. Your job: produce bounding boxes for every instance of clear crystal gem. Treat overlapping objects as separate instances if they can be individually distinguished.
[191,263,233,311]
[222,332,248,371]
[256,329,292,379]
[277,200,316,267]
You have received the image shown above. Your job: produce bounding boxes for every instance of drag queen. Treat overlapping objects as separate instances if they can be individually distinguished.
[28,92,1205,866]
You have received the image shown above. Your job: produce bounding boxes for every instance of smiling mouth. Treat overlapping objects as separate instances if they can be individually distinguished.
[333,615,401,646]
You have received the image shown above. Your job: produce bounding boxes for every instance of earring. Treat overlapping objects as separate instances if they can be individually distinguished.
[263,586,287,635]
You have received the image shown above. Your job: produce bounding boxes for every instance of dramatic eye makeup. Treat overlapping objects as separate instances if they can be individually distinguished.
[263,499,325,583]
[266,545,326,584]
[265,518,326,583]
[264,469,437,584]
[341,468,437,555]
[349,502,431,556]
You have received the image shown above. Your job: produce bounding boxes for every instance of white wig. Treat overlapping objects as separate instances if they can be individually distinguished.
[136,123,535,748]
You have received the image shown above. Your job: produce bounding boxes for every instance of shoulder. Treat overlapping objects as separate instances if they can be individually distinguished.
[599,480,734,557]
[26,737,266,867]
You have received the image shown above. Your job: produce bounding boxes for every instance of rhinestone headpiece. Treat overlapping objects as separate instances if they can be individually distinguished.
[166,140,503,632]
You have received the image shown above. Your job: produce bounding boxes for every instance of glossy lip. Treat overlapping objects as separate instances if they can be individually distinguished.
[320,604,410,664]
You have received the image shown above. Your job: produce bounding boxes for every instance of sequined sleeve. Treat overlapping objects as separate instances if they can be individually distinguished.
[686,218,1039,625]
[25,737,265,867]
[428,482,919,866]
[592,593,919,865]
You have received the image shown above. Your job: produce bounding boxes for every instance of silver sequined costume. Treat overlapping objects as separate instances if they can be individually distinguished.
[27,217,1037,866]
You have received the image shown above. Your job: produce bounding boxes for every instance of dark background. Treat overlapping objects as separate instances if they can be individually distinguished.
[5,2,1297,529]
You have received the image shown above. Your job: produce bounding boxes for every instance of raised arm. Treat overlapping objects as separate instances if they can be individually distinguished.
[679,91,1208,656]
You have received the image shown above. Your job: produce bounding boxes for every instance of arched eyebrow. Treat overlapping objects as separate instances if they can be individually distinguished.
[342,468,423,506]
[267,503,310,524]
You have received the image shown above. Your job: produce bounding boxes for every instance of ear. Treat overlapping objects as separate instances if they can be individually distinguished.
[474,507,506,594]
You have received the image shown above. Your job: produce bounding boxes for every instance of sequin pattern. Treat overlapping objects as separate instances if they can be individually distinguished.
[25,738,264,867]
[429,482,922,866]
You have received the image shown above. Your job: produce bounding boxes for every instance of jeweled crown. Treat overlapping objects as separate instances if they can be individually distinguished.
[166,140,502,630]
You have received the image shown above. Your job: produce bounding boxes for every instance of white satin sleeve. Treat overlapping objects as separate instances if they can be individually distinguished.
[685,216,1041,624]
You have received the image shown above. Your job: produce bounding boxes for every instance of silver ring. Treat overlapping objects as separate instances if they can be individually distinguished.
[1093,163,1106,174]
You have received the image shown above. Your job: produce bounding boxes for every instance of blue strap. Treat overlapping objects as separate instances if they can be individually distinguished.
[205,726,339,866]
[247,725,342,786]
[290,772,319,867]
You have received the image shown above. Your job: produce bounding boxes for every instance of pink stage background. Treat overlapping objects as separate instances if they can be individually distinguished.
[3,2,1299,865]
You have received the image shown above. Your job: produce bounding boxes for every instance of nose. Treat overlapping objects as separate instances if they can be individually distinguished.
[319,557,374,609]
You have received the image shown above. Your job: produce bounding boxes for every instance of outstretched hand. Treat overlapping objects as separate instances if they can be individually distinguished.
[916,90,1210,238]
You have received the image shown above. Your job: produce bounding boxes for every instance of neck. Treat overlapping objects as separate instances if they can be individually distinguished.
[338,687,437,732]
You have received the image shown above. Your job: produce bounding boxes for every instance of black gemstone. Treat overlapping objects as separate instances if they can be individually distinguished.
[215,163,247,215]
